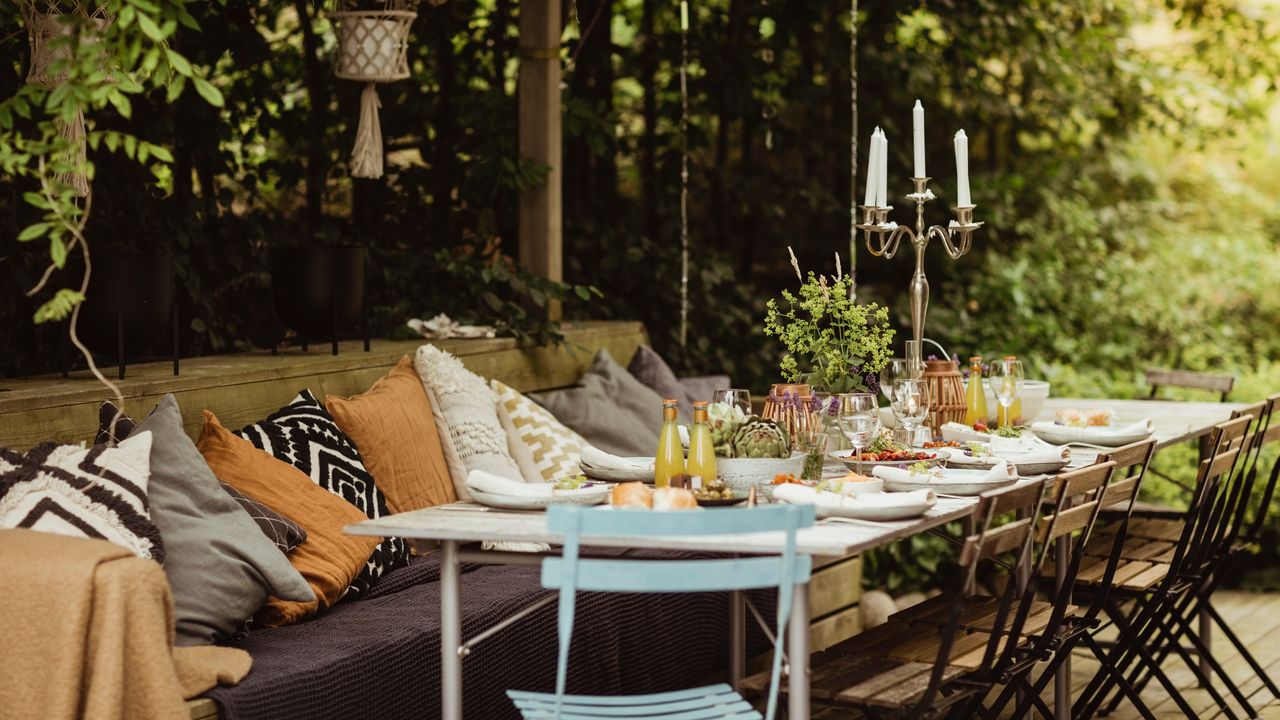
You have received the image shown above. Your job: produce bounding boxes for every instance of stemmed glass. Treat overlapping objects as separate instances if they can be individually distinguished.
[712,388,752,416]
[878,359,911,404]
[836,393,880,476]
[990,358,1024,427]
[891,379,931,451]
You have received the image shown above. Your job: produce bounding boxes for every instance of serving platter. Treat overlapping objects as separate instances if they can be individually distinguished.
[878,467,1018,496]
[828,448,944,470]
[936,447,1069,476]
[771,484,936,521]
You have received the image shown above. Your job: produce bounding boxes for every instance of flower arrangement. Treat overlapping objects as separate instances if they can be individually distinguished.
[764,248,896,394]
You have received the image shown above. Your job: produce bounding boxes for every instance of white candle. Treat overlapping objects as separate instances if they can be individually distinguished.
[863,127,880,207]
[875,129,888,208]
[913,99,925,178]
[954,129,970,206]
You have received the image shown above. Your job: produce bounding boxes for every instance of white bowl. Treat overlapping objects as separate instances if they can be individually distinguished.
[982,379,1050,424]
[716,453,806,496]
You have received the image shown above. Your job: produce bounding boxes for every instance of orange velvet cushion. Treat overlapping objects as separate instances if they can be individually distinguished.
[325,356,458,513]
[195,411,381,627]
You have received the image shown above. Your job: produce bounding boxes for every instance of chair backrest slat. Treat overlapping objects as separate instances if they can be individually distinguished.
[986,482,1046,516]
[1100,475,1141,509]
[1038,500,1099,543]
[963,517,1033,563]
[541,555,813,593]
[1145,368,1235,400]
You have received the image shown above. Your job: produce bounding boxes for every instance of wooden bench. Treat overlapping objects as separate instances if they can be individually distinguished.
[0,320,861,718]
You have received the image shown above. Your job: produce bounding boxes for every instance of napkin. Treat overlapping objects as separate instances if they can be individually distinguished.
[772,483,934,510]
[1001,444,1070,464]
[580,446,655,473]
[873,460,1015,485]
[1029,419,1153,442]
[466,469,550,498]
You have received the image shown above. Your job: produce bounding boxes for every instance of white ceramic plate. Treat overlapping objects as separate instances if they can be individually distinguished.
[468,483,613,510]
[1030,423,1153,448]
[773,485,935,521]
[936,447,1069,476]
[880,467,1019,495]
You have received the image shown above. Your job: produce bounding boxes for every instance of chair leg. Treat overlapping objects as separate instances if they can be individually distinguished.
[1080,598,1163,715]
[1205,598,1280,698]
[1071,634,1161,720]
[1080,602,1201,720]
[1164,596,1255,717]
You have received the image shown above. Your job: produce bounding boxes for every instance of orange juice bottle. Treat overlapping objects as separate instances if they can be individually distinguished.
[686,401,718,489]
[654,399,684,488]
[963,356,989,427]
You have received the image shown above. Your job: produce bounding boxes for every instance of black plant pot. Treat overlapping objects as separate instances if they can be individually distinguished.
[270,245,367,353]
[73,253,175,367]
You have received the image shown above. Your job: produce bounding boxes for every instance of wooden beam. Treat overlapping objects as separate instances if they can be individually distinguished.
[517,0,563,319]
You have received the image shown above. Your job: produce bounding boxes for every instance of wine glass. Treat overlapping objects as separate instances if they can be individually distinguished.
[990,359,1024,427]
[878,359,911,404]
[712,388,752,416]
[836,393,880,476]
[891,379,931,451]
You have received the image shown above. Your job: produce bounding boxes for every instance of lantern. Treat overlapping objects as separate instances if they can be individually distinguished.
[21,0,113,196]
[328,0,421,179]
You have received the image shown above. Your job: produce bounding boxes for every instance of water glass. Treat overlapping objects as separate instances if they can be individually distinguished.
[878,359,911,404]
[990,359,1024,423]
[836,392,880,476]
[712,388,752,416]
[794,429,829,481]
[891,379,931,450]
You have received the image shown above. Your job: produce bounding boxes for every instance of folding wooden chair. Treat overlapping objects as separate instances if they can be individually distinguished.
[506,504,814,720]
[1145,368,1236,402]
[746,479,1050,719]
[1074,414,1256,720]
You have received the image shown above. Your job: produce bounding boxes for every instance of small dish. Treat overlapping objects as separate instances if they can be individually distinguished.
[695,494,749,507]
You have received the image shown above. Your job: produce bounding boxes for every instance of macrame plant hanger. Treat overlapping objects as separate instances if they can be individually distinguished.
[21,0,113,196]
[678,0,690,347]
[329,0,426,179]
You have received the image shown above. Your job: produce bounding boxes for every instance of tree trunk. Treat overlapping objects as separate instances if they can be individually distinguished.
[639,0,659,242]
[294,0,329,237]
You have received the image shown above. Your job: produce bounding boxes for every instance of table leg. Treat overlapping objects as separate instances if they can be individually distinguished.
[788,583,810,720]
[730,590,745,691]
[441,540,462,720]
[1197,434,1213,684]
[1055,528,1072,719]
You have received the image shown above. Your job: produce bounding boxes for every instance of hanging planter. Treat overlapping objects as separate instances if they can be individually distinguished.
[21,1,113,196]
[328,0,419,179]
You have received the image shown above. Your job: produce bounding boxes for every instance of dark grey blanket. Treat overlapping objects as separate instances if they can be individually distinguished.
[206,554,770,720]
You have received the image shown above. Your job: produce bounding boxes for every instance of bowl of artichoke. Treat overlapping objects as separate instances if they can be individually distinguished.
[708,403,806,497]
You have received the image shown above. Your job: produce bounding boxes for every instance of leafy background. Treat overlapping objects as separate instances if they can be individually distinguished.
[1,0,1278,589]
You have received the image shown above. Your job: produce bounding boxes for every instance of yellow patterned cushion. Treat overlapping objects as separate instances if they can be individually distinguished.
[492,380,588,483]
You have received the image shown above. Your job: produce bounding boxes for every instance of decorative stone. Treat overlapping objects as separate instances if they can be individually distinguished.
[860,590,896,629]
[894,591,927,611]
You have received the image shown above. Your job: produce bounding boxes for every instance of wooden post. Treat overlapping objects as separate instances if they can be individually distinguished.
[518,0,563,320]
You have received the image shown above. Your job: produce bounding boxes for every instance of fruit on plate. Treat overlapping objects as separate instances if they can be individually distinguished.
[922,440,962,448]
[855,448,937,462]
[772,472,801,485]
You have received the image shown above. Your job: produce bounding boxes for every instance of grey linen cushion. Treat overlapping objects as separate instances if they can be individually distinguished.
[626,346,731,423]
[128,394,314,645]
[531,349,664,457]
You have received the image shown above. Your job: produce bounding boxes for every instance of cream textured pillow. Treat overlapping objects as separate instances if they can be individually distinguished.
[493,380,588,483]
[414,345,524,499]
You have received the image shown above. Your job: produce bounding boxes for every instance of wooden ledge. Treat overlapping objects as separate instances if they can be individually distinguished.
[0,320,648,449]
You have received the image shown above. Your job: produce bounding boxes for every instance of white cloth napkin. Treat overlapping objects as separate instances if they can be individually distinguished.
[772,484,934,510]
[1029,419,1153,441]
[1000,444,1069,464]
[466,469,549,498]
[580,446,655,472]
[873,460,1015,485]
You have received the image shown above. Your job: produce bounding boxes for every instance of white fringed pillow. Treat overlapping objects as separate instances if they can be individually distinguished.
[415,345,524,499]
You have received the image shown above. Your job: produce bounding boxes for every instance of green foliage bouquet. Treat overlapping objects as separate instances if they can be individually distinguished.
[764,248,895,394]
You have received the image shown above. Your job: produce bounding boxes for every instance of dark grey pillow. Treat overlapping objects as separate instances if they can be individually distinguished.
[532,349,664,456]
[627,346,731,423]
[129,394,314,645]
[218,480,308,555]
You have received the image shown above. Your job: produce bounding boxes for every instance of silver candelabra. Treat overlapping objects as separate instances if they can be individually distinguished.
[857,176,982,368]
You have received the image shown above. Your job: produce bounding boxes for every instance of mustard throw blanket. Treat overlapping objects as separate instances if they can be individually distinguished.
[0,529,253,719]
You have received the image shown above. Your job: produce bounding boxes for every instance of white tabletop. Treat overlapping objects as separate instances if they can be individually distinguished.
[348,494,981,558]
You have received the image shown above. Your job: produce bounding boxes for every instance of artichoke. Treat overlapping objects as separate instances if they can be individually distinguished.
[729,417,792,459]
[708,402,746,457]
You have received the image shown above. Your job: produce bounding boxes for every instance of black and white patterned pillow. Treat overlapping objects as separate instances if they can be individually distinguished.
[218,480,308,554]
[237,390,407,595]
[0,433,165,562]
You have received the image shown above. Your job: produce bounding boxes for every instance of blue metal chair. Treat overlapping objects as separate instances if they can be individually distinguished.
[506,504,816,720]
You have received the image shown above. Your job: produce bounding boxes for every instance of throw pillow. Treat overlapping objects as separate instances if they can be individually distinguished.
[414,344,524,498]
[197,411,381,627]
[531,349,664,457]
[236,390,408,596]
[325,356,457,513]
[493,380,587,483]
[218,480,308,554]
[105,395,314,645]
[626,346,731,423]
[0,432,164,562]
[94,399,138,446]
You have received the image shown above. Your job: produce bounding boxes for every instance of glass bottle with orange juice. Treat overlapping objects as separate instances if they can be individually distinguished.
[963,355,989,427]
[654,399,685,488]
[686,401,718,490]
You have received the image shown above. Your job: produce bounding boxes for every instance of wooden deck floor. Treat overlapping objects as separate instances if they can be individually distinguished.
[813,591,1280,719]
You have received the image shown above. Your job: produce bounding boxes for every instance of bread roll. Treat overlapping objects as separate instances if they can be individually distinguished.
[1085,409,1113,427]
[611,482,652,508]
[652,487,698,511]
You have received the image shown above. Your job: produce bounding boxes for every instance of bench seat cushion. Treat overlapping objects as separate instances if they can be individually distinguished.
[204,554,756,720]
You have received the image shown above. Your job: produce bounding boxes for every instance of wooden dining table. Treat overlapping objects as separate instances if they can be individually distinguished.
[348,397,1244,720]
